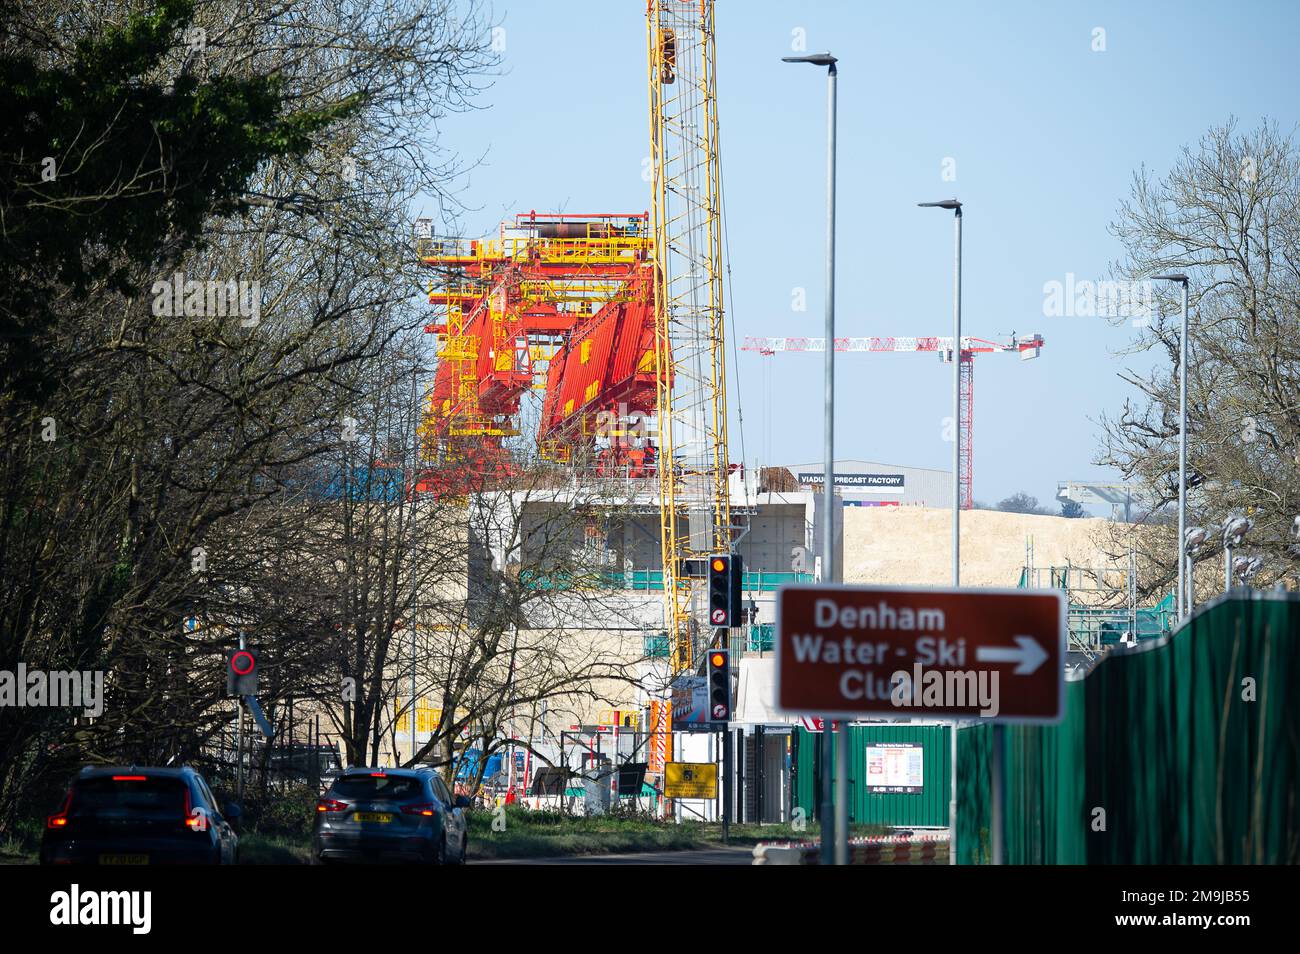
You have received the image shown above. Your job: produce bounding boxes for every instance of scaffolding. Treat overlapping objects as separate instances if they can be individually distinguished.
[1018,543,1174,654]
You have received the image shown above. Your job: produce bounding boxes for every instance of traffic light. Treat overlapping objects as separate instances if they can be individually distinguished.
[707,649,731,722]
[708,554,731,626]
[707,553,744,627]
[225,648,258,697]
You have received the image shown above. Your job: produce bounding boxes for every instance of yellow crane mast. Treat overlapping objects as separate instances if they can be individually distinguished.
[646,0,731,674]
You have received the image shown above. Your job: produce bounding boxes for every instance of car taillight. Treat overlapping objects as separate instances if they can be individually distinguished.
[316,798,349,812]
[401,803,437,817]
[183,788,204,830]
[46,790,72,829]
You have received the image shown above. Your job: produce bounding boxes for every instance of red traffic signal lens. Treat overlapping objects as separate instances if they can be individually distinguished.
[710,652,726,668]
[711,558,726,572]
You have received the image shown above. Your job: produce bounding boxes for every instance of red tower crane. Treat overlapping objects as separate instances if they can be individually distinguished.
[740,334,1044,509]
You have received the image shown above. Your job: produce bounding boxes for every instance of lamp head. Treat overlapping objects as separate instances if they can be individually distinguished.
[782,53,838,67]
[1222,514,1253,547]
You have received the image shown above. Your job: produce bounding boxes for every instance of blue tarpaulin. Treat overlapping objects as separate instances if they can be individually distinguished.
[455,749,503,782]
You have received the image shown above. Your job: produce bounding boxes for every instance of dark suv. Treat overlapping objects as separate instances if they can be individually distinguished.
[312,768,469,864]
[41,766,240,865]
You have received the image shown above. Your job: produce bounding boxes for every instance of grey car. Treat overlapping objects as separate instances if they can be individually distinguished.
[312,768,469,864]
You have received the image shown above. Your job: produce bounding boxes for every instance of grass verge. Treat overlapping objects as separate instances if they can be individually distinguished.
[464,808,887,860]
[237,832,314,865]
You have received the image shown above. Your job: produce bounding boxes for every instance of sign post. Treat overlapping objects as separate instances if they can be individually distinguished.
[777,584,1066,864]
[991,722,1007,865]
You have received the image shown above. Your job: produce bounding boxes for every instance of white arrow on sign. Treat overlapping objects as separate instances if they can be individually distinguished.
[975,635,1049,675]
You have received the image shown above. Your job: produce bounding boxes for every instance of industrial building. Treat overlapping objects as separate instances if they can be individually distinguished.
[779,458,954,508]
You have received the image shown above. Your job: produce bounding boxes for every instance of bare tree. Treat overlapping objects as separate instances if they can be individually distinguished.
[1098,119,1300,598]
[0,0,498,830]
[404,472,653,787]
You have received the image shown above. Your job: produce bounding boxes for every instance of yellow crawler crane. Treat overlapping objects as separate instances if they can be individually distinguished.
[646,0,731,674]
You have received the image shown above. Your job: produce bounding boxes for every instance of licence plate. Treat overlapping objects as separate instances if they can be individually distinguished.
[100,854,149,865]
[354,812,392,823]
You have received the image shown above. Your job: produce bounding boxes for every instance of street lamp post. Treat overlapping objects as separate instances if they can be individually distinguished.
[1222,515,1252,594]
[920,197,963,864]
[401,351,423,766]
[1153,274,1189,619]
[919,199,964,588]
[782,50,841,867]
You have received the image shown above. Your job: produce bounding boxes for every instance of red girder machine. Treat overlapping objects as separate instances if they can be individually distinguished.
[418,212,662,493]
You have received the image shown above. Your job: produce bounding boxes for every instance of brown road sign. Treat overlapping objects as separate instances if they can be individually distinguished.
[776,585,1066,723]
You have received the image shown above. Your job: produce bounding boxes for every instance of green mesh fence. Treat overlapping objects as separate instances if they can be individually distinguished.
[958,591,1300,864]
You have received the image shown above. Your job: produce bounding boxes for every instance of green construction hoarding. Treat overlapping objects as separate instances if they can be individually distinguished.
[793,722,951,829]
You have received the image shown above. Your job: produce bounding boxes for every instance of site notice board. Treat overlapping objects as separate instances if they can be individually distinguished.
[664,762,718,799]
[776,585,1066,724]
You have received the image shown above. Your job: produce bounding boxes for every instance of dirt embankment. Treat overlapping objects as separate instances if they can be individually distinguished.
[842,507,1118,588]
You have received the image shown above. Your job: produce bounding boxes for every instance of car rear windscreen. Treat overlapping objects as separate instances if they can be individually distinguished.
[72,776,188,816]
[331,775,424,800]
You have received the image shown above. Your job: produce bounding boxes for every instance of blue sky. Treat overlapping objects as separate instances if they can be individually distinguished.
[426,0,1298,508]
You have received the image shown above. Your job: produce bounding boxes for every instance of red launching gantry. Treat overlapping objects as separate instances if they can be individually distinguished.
[418,212,663,493]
